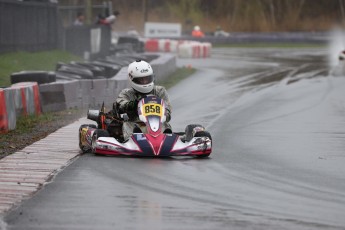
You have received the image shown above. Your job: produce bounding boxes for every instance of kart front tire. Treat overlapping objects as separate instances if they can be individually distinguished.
[194,131,212,158]
[91,129,110,155]
[79,124,97,153]
[185,124,205,142]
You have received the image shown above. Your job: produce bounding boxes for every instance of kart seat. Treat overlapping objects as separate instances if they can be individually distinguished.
[163,128,172,134]
[133,126,142,133]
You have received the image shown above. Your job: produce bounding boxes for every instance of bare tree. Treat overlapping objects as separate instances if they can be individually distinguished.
[340,0,345,24]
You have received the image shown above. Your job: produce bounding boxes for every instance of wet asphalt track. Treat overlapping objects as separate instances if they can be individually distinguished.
[3,48,345,230]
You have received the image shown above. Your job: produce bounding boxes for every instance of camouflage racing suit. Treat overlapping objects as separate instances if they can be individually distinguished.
[115,86,172,141]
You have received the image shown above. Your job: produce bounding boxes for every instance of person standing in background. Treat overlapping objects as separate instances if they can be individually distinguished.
[97,11,120,25]
[192,25,205,37]
[73,12,85,26]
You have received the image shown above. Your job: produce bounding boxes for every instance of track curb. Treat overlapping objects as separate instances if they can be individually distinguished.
[0,117,90,215]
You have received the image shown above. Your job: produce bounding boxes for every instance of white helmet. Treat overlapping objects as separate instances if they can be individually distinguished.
[128,60,154,94]
[194,25,200,31]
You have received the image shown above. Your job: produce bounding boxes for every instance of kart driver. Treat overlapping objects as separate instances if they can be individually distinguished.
[114,60,172,141]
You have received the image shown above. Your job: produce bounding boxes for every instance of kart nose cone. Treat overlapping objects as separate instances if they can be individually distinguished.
[149,118,160,132]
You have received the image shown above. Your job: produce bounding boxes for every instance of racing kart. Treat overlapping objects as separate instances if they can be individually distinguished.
[79,95,212,157]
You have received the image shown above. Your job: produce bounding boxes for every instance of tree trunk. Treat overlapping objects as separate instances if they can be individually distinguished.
[340,0,345,24]
[270,0,275,28]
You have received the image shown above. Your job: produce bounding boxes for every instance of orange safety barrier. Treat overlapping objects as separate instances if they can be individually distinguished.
[145,39,159,52]
[158,39,171,52]
[164,40,170,52]
[201,43,211,58]
[11,82,41,116]
[0,89,8,132]
[33,83,41,115]
[145,39,212,58]
[20,87,28,116]
[192,44,201,58]
[201,44,206,57]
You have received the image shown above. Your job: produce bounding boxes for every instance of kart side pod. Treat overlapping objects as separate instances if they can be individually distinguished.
[87,110,100,122]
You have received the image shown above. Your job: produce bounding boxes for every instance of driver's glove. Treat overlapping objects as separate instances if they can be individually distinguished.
[165,109,171,122]
[126,100,138,113]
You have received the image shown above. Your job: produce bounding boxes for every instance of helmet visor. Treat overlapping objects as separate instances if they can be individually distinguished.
[132,75,154,85]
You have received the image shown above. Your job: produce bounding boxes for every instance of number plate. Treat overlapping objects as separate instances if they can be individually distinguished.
[142,103,162,116]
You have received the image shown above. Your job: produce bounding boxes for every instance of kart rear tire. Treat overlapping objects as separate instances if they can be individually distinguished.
[79,124,97,153]
[185,124,205,142]
[91,129,110,155]
[194,131,212,158]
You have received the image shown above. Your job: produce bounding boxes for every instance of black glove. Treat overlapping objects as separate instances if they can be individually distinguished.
[164,107,172,122]
[126,100,138,113]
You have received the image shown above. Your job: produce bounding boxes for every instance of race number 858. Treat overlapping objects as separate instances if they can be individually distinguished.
[143,104,162,116]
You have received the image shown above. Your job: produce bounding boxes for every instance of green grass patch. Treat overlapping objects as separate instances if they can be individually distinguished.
[213,42,326,49]
[0,50,82,87]
[2,112,59,137]
[159,67,196,89]
[14,113,55,133]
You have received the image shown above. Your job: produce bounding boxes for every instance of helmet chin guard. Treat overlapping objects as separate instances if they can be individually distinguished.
[128,60,154,93]
[131,81,154,93]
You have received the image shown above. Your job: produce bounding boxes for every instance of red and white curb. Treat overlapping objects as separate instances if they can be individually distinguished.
[0,117,90,214]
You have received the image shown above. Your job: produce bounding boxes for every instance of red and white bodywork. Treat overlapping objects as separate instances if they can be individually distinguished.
[80,95,212,157]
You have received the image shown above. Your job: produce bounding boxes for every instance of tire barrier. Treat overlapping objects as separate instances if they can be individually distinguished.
[0,82,41,132]
[91,61,122,77]
[70,62,106,78]
[157,39,180,53]
[177,41,212,58]
[56,64,94,80]
[11,71,56,85]
[8,53,156,86]
[144,39,212,58]
[0,89,13,132]
[145,39,159,52]
[10,82,41,116]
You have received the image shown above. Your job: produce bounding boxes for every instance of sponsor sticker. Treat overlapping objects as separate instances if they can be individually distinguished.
[136,134,147,141]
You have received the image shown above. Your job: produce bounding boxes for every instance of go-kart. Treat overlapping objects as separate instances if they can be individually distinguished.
[79,95,212,157]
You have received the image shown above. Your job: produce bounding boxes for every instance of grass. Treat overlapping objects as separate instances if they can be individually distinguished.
[158,67,196,89]
[0,50,82,87]
[213,42,327,48]
[15,113,55,132]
